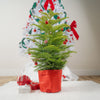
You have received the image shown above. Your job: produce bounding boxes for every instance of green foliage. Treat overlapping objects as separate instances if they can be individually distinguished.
[27,9,74,71]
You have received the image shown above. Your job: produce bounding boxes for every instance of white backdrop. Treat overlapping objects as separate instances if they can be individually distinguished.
[0,0,100,76]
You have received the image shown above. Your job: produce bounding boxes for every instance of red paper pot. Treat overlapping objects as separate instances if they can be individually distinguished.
[38,70,62,93]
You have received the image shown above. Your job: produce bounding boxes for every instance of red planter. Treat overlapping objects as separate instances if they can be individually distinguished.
[38,70,62,93]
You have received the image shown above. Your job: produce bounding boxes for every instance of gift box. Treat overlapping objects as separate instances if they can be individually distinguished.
[17,75,40,93]
[18,85,31,93]
[30,82,40,90]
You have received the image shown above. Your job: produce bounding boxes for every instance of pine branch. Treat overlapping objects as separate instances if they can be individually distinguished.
[50,17,68,25]
[53,24,70,32]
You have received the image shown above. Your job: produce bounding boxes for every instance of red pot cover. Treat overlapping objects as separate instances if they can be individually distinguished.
[38,70,62,93]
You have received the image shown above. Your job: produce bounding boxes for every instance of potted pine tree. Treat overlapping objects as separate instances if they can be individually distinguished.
[27,9,74,93]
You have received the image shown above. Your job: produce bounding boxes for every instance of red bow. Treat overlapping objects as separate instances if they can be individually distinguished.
[70,20,79,40]
[17,75,40,90]
[44,0,55,10]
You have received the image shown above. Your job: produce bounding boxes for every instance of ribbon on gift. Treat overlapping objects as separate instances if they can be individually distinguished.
[70,20,79,40]
[17,75,40,90]
[44,0,55,10]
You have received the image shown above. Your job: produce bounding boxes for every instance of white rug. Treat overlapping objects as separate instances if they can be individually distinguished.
[0,81,100,100]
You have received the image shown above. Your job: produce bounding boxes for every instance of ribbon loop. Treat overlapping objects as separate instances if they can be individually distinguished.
[70,20,79,40]
[44,0,55,10]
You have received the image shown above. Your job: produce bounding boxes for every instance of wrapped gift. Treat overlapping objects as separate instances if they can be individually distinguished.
[30,82,40,90]
[18,85,31,93]
[17,75,40,93]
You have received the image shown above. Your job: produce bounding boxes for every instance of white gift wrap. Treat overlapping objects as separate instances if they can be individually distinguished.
[18,85,31,93]
[19,0,74,55]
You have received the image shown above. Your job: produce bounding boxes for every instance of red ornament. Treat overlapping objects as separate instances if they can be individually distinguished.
[72,37,74,40]
[57,16,60,19]
[45,21,48,24]
[29,14,31,18]
[35,62,38,65]
[61,28,64,31]
[65,39,68,42]
[27,23,29,26]
[62,75,66,79]
[33,29,36,32]
[63,41,67,44]
[54,0,56,2]
[44,40,48,44]
[67,29,71,32]
[28,53,31,55]
[69,40,71,43]
[70,34,73,37]
[39,9,43,13]
[17,75,31,86]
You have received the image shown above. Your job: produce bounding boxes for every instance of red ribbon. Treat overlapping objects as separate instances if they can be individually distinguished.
[44,0,54,10]
[17,75,40,90]
[62,75,66,79]
[70,20,79,40]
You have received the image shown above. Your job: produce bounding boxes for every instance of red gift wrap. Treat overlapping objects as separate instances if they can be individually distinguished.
[17,75,31,86]
[38,70,62,93]
[17,75,40,90]
[30,82,40,90]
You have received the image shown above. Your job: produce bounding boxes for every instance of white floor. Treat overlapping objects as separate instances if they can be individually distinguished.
[0,81,100,100]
